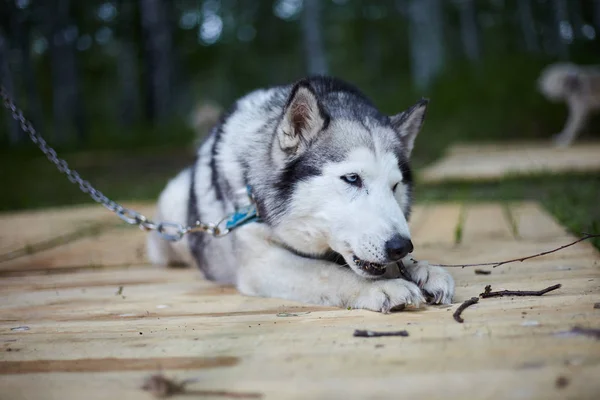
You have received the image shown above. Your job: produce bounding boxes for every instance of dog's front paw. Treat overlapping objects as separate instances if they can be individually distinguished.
[353,279,425,313]
[401,258,454,305]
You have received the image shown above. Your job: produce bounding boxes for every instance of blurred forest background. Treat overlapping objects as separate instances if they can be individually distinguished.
[0,0,599,244]
[1,0,599,153]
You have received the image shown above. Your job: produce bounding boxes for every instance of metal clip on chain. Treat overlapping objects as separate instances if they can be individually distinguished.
[0,85,236,242]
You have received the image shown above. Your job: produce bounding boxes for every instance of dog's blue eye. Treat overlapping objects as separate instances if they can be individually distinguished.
[341,173,362,187]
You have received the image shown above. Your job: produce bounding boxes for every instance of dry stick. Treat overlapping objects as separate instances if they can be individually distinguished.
[474,269,491,275]
[480,283,562,298]
[432,233,599,269]
[453,297,479,323]
[454,284,561,324]
[353,329,409,337]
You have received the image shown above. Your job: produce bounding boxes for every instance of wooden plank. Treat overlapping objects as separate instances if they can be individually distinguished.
[0,266,194,293]
[408,204,427,233]
[0,226,149,274]
[461,203,516,242]
[411,203,463,246]
[415,237,598,266]
[510,202,568,240]
[421,142,600,183]
[0,263,595,325]
[0,202,155,259]
[0,366,599,400]
[1,201,599,400]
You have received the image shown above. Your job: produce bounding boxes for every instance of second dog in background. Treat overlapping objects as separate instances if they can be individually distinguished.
[538,63,600,147]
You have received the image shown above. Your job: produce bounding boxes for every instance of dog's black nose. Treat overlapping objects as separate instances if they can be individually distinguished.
[385,235,413,261]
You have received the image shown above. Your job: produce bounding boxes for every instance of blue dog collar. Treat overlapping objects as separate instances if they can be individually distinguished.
[223,185,260,231]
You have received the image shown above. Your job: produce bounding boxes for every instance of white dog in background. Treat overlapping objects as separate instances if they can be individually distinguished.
[538,63,600,147]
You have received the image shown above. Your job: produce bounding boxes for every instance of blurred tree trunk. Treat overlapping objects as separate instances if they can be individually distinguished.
[165,0,189,119]
[407,0,445,90]
[0,31,21,145]
[12,5,44,131]
[302,0,328,75]
[550,0,569,59]
[456,0,480,63]
[594,0,600,33]
[48,0,86,143]
[517,0,539,53]
[139,0,173,123]
[569,0,584,40]
[117,0,139,127]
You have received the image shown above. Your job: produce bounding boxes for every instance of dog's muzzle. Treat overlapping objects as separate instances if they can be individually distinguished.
[352,255,386,276]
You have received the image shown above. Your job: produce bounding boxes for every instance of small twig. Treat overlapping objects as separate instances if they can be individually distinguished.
[479,284,561,298]
[353,329,409,337]
[432,233,599,269]
[453,297,479,323]
[474,269,491,275]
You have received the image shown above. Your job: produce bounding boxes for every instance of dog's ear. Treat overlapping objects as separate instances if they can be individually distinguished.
[390,99,428,158]
[276,80,329,157]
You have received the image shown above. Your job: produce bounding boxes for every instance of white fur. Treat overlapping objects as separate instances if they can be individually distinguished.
[272,142,412,279]
[147,168,194,267]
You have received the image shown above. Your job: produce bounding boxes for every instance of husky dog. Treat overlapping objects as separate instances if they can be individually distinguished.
[147,77,455,312]
[538,63,600,147]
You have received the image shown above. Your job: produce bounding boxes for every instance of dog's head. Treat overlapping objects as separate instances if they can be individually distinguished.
[265,78,427,278]
[538,63,581,101]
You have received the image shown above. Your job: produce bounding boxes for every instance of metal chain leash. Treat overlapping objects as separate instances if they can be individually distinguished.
[1,85,230,241]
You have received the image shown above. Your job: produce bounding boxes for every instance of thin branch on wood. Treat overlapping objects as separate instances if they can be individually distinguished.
[453,297,479,323]
[479,284,561,298]
[353,329,409,337]
[432,233,599,269]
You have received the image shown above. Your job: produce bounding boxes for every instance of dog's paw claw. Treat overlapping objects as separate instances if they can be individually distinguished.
[353,279,425,313]
[403,259,455,305]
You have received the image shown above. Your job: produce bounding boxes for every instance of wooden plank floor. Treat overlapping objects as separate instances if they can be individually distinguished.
[1,202,599,400]
[420,142,600,183]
